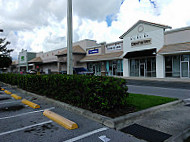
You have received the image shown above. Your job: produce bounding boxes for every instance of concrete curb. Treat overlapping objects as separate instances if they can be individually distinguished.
[0,81,182,129]
[106,100,182,129]
[166,127,190,142]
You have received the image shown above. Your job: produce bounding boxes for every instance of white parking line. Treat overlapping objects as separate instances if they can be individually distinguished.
[0,120,52,136]
[64,127,109,142]
[0,101,19,105]
[0,107,55,120]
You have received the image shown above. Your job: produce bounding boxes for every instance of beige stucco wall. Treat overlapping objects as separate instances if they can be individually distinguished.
[73,39,98,51]
[105,41,123,54]
[40,63,58,73]
[36,48,65,63]
[58,54,87,71]
[164,29,190,45]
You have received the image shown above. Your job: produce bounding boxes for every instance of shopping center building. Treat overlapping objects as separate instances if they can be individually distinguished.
[121,20,190,79]
[14,20,190,79]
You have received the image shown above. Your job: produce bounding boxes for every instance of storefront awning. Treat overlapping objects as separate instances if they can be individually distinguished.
[123,48,156,58]
[28,57,43,63]
[158,42,190,55]
[56,45,86,56]
[80,51,123,62]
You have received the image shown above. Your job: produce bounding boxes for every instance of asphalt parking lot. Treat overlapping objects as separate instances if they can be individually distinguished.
[0,85,143,142]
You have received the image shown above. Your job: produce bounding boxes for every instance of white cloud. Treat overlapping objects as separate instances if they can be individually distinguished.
[0,0,190,60]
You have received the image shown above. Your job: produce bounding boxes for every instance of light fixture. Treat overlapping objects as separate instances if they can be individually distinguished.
[152,52,156,55]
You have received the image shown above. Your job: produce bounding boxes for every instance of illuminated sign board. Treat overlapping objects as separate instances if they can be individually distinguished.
[88,49,99,54]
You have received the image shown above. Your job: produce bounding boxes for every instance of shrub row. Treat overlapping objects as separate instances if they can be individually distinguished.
[0,73,128,111]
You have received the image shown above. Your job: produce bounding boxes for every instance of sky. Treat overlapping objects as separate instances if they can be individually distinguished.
[0,0,190,60]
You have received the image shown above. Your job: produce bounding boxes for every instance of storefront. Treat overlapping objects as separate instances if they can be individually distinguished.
[106,60,123,76]
[87,59,123,76]
[164,55,190,78]
[18,49,36,72]
[120,20,172,78]
[120,20,190,79]
[130,57,156,77]
[87,62,102,76]
[81,41,124,76]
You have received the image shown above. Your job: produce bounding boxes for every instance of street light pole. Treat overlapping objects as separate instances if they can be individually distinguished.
[67,0,73,75]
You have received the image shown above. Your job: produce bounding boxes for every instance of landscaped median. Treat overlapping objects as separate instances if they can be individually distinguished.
[0,73,128,112]
[0,73,178,129]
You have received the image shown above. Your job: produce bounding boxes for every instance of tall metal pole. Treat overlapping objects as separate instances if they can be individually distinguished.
[67,0,73,75]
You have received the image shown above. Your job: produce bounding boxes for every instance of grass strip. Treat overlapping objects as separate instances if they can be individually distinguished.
[127,93,178,111]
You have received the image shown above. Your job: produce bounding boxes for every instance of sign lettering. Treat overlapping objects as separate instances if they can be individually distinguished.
[131,39,151,47]
[88,49,99,54]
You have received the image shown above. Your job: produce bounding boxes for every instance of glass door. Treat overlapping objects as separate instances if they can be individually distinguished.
[92,65,96,75]
[140,63,145,77]
[181,61,189,78]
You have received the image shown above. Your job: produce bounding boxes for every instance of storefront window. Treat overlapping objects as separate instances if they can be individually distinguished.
[152,58,156,77]
[130,58,155,77]
[181,55,189,61]
[130,59,136,76]
[172,56,180,77]
[106,61,109,76]
[165,56,172,77]
[117,60,123,76]
[147,58,152,77]
[87,63,93,72]
[87,62,101,76]
[107,60,123,76]
[165,55,190,78]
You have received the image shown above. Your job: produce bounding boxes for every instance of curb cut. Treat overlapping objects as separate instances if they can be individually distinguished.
[0,81,182,129]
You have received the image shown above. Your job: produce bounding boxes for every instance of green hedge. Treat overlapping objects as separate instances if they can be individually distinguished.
[0,73,128,111]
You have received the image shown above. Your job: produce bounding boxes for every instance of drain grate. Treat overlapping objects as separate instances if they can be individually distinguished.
[121,124,172,142]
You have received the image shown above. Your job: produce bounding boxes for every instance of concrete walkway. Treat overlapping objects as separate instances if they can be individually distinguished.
[121,77,190,83]
[128,85,190,99]
[118,100,190,142]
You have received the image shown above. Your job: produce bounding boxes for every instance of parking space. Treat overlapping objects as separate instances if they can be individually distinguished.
[0,85,142,142]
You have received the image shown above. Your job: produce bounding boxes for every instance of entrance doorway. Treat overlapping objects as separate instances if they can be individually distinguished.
[140,63,145,77]
[181,61,189,78]
[92,63,101,76]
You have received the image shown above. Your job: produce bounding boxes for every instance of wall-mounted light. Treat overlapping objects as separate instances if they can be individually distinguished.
[152,52,157,55]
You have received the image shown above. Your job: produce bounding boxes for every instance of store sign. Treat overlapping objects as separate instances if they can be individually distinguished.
[131,39,151,47]
[107,43,121,51]
[88,49,99,54]
[21,56,25,61]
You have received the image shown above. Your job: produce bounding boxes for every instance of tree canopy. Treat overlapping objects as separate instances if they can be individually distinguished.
[0,38,13,69]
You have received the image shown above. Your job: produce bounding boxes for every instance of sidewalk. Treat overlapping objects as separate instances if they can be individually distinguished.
[118,76,190,83]
[127,85,190,99]
[118,100,190,142]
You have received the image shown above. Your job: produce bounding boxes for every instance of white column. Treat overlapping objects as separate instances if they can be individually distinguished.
[123,59,129,77]
[156,54,165,78]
